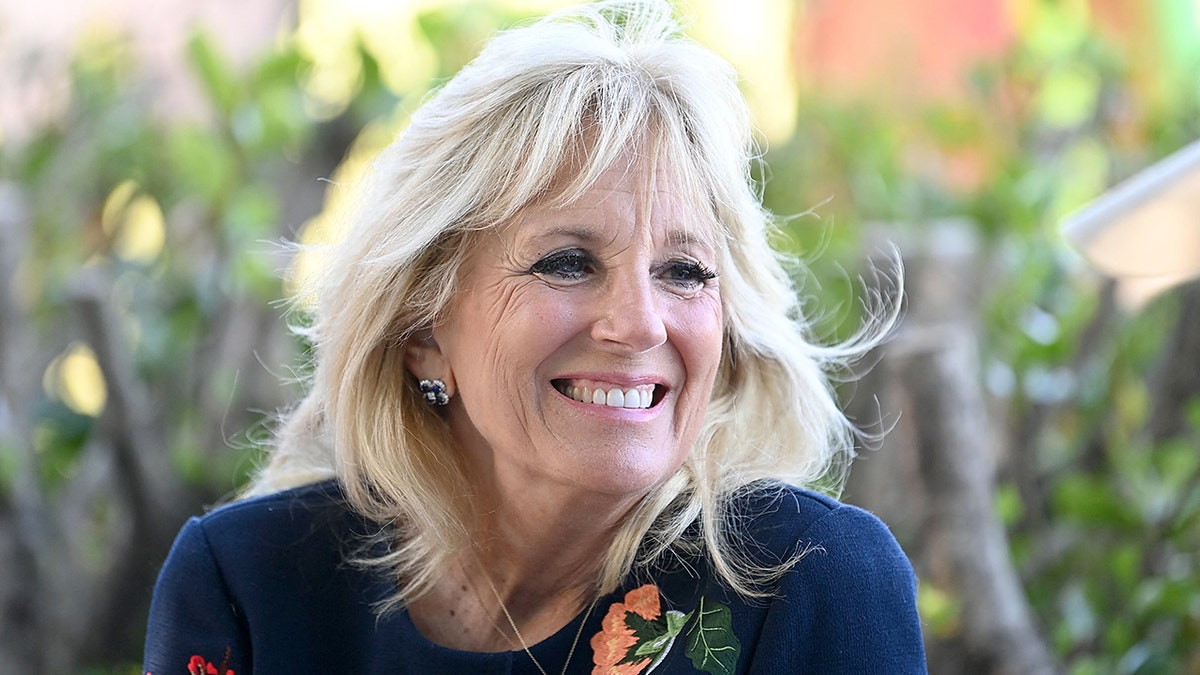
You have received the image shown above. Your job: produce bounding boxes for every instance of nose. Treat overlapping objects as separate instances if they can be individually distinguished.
[590,268,668,353]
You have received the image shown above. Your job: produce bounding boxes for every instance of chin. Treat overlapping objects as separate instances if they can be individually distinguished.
[570,446,685,499]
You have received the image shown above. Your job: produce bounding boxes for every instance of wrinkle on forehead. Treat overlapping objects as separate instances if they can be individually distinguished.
[498,146,724,255]
[500,115,720,233]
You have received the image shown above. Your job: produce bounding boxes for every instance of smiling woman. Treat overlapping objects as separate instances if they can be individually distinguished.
[419,155,725,508]
[142,1,926,673]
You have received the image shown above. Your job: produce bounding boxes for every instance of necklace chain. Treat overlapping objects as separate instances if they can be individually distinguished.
[482,571,597,675]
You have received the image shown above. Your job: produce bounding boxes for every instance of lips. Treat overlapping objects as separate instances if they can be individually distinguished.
[551,377,665,409]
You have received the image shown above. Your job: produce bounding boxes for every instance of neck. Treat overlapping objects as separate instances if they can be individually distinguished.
[467,485,628,619]
[407,479,638,653]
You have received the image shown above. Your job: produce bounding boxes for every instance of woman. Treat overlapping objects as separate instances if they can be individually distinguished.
[144,1,926,673]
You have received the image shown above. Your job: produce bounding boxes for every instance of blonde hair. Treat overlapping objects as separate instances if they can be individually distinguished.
[249,0,895,606]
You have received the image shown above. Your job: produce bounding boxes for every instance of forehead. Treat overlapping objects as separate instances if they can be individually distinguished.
[504,152,724,249]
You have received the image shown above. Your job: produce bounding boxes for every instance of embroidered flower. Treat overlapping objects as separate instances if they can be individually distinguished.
[186,650,234,675]
[592,599,648,672]
[623,584,661,621]
[590,584,742,675]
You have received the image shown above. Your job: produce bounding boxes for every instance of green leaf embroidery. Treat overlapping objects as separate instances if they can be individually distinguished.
[633,609,691,659]
[684,598,741,674]
[643,610,692,672]
[626,611,665,643]
[665,609,690,636]
[622,608,691,670]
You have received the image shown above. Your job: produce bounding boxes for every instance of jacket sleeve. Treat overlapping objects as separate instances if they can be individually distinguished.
[143,517,252,675]
[748,504,927,674]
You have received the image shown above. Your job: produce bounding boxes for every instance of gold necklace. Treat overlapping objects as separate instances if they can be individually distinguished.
[482,572,597,675]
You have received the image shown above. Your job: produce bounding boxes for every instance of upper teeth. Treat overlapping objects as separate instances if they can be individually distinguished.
[561,381,655,409]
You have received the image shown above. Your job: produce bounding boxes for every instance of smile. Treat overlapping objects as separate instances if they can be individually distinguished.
[552,378,661,409]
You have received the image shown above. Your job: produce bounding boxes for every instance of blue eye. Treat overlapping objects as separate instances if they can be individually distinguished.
[660,260,718,288]
[529,250,593,281]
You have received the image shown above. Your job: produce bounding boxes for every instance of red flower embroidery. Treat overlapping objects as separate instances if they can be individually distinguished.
[186,650,234,675]
[144,649,235,675]
[187,655,212,674]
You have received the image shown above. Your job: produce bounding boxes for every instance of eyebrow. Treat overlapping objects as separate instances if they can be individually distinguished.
[521,224,716,252]
[664,228,715,250]
[524,225,606,245]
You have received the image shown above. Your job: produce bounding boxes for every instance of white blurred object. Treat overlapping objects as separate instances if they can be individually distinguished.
[1062,138,1200,308]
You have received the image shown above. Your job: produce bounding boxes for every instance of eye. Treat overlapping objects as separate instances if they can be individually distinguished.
[528,249,595,282]
[658,260,718,289]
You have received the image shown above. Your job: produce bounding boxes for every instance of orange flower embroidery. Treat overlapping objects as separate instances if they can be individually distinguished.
[590,584,742,675]
[623,584,661,621]
[590,584,666,674]
[592,591,650,673]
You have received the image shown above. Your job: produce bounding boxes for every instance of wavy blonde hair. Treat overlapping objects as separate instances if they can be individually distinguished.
[249,0,895,605]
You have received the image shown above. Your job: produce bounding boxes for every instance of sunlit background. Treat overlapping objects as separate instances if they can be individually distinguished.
[1,1,1198,672]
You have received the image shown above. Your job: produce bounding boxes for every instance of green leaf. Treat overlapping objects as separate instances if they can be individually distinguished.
[633,630,676,659]
[166,126,236,202]
[1053,474,1142,530]
[665,609,689,636]
[186,31,240,116]
[917,583,962,639]
[631,609,690,660]
[684,598,741,675]
[625,610,666,643]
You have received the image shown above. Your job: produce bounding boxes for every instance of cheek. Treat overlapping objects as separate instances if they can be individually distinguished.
[509,288,593,350]
[530,297,580,326]
[674,298,724,377]
[459,286,582,380]
[665,298,723,437]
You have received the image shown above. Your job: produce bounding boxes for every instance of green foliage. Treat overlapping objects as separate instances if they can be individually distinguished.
[917,583,962,640]
[33,400,94,487]
[6,18,334,532]
[1033,357,1200,671]
[982,9,1199,666]
[763,2,1200,671]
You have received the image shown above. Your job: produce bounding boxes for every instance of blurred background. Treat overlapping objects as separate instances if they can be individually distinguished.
[1,0,1197,673]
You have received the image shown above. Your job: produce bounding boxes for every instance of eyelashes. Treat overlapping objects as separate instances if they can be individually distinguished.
[529,249,592,281]
[527,248,718,290]
[660,260,718,287]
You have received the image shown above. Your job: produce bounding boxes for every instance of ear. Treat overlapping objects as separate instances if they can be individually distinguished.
[404,329,456,397]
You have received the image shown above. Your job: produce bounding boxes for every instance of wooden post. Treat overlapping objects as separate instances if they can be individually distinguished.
[846,221,1058,674]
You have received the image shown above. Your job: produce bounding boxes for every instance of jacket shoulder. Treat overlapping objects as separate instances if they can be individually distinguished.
[200,480,368,540]
[730,483,860,555]
[147,482,393,673]
[734,484,927,671]
[191,481,378,591]
[726,482,914,587]
[199,480,353,528]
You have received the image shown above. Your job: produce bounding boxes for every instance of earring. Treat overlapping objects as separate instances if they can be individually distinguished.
[419,379,451,406]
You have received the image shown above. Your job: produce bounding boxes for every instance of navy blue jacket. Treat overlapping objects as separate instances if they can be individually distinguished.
[143,481,926,673]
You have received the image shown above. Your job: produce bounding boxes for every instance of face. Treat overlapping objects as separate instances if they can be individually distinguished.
[412,156,724,501]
